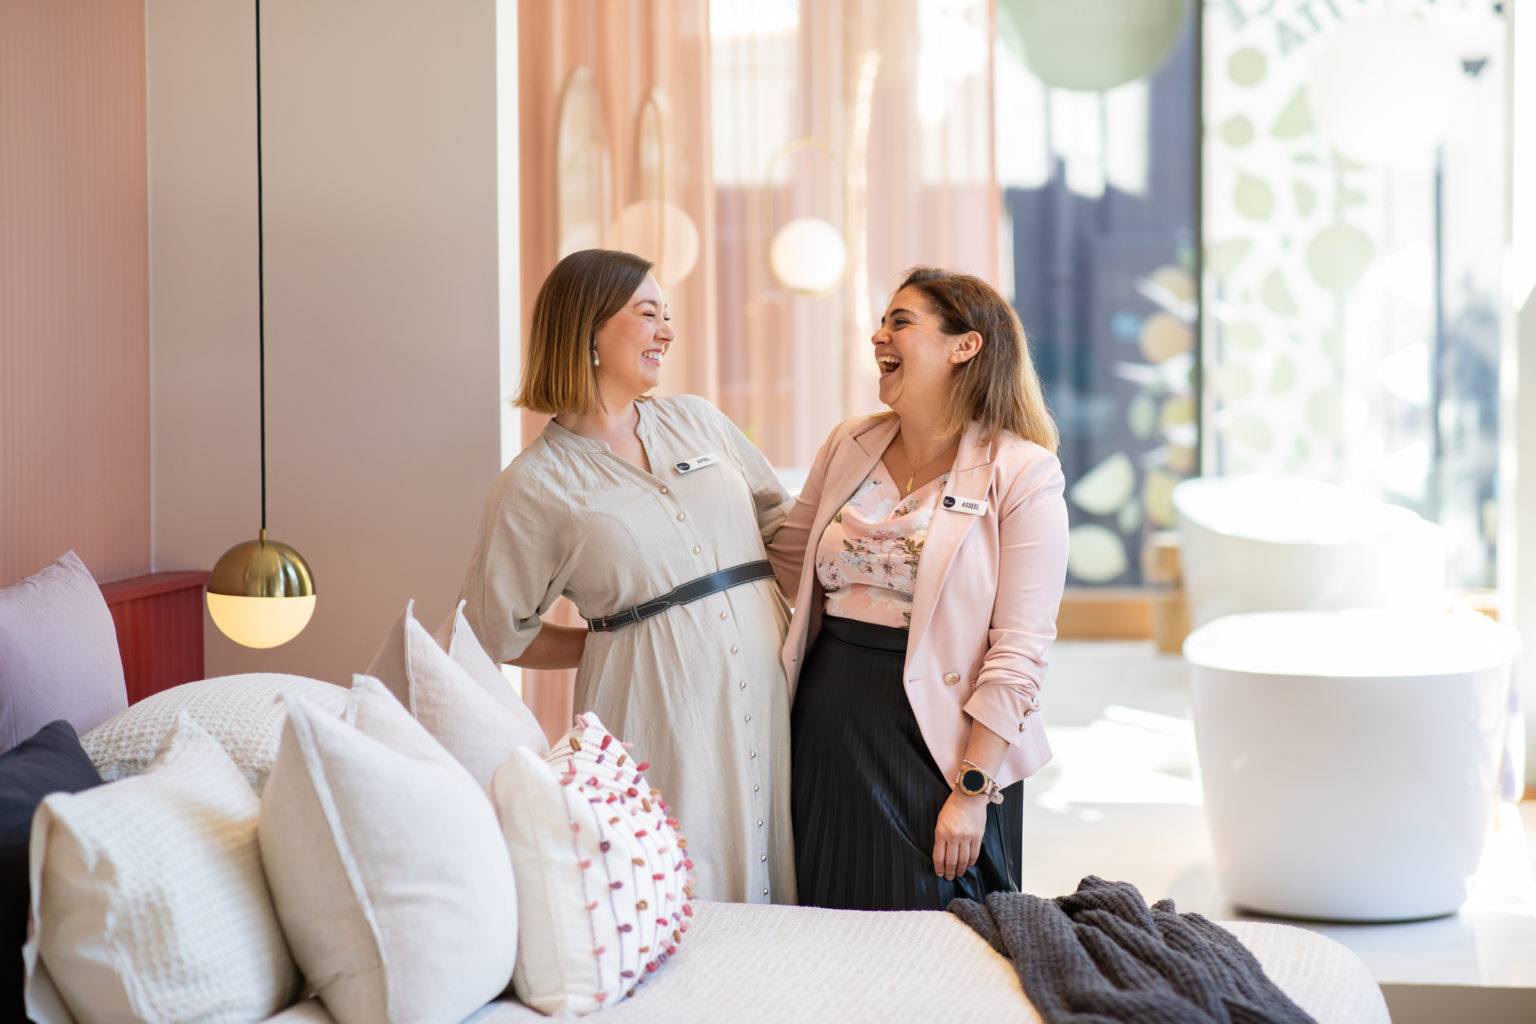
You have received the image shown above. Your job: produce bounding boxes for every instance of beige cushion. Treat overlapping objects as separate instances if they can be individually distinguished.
[81,673,348,792]
[434,598,549,754]
[259,676,517,1024]
[23,713,299,1024]
[491,712,693,1016]
[367,600,548,785]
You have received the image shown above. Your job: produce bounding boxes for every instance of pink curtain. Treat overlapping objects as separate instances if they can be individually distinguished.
[516,0,999,737]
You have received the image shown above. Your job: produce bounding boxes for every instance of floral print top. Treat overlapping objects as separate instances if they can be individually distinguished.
[815,468,949,629]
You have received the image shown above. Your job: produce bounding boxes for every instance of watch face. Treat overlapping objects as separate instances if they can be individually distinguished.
[960,768,987,794]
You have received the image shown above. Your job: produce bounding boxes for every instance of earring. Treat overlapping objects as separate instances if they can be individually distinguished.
[590,337,600,367]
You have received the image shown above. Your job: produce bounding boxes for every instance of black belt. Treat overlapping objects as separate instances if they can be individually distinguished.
[586,560,776,633]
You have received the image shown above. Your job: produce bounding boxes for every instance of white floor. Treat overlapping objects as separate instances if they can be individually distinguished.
[1024,640,1536,993]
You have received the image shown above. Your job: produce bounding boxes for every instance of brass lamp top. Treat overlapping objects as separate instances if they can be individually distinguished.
[207,528,317,598]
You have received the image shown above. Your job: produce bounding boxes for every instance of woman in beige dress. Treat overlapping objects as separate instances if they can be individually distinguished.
[458,248,795,903]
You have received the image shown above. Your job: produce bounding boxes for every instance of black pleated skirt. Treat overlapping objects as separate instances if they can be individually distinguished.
[791,614,1023,911]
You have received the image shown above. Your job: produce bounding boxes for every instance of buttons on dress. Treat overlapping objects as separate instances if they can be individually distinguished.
[738,681,746,689]
[730,645,738,654]
[719,610,728,620]
[660,486,669,494]
[756,820,763,828]
[753,783,760,791]
[744,714,751,723]
[760,854,767,862]
[692,545,701,554]
[676,512,686,521]
[943,672,961,685]
[749,750,757,759]
[763,888,769,897]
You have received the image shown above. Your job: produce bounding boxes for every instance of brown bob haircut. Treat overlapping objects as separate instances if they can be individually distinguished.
[515,248,655,415]
[896,267,1059,453]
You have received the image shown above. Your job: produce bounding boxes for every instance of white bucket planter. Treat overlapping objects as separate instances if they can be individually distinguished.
[1185,609,1519,922]
[1172,476,1446,629]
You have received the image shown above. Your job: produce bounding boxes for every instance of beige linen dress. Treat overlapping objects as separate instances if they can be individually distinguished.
[459,395,796,903]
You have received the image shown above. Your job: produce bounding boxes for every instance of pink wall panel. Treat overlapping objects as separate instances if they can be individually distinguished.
[0,0,151,586]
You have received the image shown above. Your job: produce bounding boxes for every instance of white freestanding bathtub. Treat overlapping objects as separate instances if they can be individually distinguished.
[1185,609,1520,922]
[1171,476,1447,629]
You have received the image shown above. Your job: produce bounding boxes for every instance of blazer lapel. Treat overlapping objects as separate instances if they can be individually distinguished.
[813,415,900,542]
[906,422,995,658]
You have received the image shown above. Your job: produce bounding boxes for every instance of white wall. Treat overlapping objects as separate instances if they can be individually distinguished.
[148,0,514,684]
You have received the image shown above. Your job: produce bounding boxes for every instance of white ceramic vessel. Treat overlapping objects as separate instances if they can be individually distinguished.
[1185,609,1519,922]
[1171,475,1446,629]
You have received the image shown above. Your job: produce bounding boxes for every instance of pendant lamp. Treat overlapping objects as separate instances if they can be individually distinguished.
[206,0,317,649]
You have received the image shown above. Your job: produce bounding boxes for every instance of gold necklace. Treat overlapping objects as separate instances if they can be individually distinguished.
[897,435,958,495]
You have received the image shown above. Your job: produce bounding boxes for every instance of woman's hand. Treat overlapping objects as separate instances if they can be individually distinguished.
[932,790,989,880]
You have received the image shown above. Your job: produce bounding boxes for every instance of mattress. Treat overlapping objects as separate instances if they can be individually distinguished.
[267,901,1389,1023]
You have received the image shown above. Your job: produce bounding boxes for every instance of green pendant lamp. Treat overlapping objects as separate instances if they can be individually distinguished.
[206,0,316,650]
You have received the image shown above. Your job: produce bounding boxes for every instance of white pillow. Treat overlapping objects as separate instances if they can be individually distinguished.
[259,676,517,1024]
[435,598,549,754]
[491,712,693,1016]
[23,713,300,1024]
[367,600,547,784]
[81,672,348,792]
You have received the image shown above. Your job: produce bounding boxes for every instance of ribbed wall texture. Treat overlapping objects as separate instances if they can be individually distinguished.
[99,571,209,704]
[0,0,151,586]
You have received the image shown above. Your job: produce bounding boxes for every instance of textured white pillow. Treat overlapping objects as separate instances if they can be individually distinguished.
[259,676,518,1024]
[81,672,348,792]
[367,600,547,783]
[491,712,693,1016]
[23,713,300,1024]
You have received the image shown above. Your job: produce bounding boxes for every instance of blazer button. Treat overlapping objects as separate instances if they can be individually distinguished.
[943,672,961,685]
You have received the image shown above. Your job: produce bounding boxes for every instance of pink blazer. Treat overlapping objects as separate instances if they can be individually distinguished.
[767,413,1068,789]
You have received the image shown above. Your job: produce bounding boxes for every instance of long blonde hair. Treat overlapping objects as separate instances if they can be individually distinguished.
[516,249,654,415]
[896,267,1059,453]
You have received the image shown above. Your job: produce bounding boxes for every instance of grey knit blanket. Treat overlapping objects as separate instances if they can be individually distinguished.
[949,877,1319,1024]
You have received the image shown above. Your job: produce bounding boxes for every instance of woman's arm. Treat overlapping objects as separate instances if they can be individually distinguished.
[459,457,580,667]
[765,430,836,604]
[960,451,1069,744]
[932,722,1009,880]
[507,621,587,670]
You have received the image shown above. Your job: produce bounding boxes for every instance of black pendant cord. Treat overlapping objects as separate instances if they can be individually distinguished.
[255,0,267,534]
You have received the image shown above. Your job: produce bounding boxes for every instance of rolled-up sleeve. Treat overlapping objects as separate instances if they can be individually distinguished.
[457,467,573,666]
[962,453,1069,744]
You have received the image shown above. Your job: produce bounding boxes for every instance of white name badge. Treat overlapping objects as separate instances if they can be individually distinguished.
[941,493,988,516]
[672,452,720,474]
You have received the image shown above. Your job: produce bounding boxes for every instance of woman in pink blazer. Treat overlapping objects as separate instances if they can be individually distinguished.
[766,267,1067,910]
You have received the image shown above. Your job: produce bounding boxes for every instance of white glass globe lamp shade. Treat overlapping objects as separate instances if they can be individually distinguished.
[206,529,317,649]
[610,199,701,287]
[768,217,848,295]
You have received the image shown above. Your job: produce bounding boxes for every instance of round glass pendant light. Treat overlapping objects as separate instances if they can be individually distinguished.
[208,530,316,648]
[998,0,1189,93]
[207,0,317,649]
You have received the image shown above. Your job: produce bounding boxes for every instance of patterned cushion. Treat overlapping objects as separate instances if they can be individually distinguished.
[81,673,348,792]
[23,714,299,1024]
[491,713,693,1016]
[258,677,518,1024]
